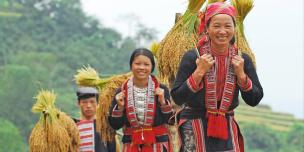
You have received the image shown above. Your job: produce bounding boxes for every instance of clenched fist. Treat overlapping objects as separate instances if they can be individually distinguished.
[115,91,125,110]
[196,54,215,74]
[155,87,166,105]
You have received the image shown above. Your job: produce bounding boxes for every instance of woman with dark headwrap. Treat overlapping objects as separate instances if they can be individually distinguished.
[171,2,263,152]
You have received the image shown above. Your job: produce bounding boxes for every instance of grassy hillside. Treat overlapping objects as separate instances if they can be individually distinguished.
[235,102,303,131]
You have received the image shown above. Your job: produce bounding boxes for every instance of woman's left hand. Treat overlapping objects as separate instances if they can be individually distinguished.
[231,55,246,79]
[155,87,166,105]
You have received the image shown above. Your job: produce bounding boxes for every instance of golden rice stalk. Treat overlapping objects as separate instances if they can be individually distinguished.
[29,123,48,152]
[57,111,80,152]
[231,0,253,21]
[74,66,102,87]
[29,90,74,152]
[32,90,57,123]
[187,0,207,13]
[231,0,256,68]
[183,0,206,33]
[29,117,71,152]
[96,72,132,142]
[207,0,226,4]
[156,0,205,86]
[150,41,160,56]
[157,29,197,86]
[45,120,71,152]
[74,65,117,90]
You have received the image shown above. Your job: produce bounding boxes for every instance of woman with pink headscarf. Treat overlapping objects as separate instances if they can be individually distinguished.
[171,2,263,152]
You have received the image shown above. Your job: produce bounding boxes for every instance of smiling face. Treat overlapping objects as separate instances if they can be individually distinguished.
[131,55,153,81]
[207,14,235,47]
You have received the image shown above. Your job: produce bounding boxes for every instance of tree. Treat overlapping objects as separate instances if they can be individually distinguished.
[0,117,26,152]
[10,52,58,88]
[0,65,38,141]
[241,123,283,152]
[0,0,157,148]
[283,123,304,152]
[134,23,158,47]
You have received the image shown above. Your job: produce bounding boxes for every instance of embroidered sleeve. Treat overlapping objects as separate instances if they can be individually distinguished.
[111,104,124,117]
[187,74,204,93]
[237,75,252,92]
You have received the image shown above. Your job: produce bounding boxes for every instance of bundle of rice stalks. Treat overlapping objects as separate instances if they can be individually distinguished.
[74,66,114,89]
[156,0,206,86]
[231,0,256,68]
[29,90,72,152]
[96,72,132,142]
[57,111,80,152]
[74,66,102,87]
[74,66,132,142]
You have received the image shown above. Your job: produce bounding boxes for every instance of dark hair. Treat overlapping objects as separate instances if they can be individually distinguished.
[206,15,236,44]
[77,94,99,103]
[129,48,155,72]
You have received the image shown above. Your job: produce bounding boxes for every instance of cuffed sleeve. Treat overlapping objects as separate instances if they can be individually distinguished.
[187,74,204,92]
[237,74,252,92]
[111,104,124,117]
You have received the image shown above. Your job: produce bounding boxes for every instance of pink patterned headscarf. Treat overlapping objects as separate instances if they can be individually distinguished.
[198,2,237,35]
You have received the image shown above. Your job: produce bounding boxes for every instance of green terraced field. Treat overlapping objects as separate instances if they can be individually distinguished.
[235,103,303,131]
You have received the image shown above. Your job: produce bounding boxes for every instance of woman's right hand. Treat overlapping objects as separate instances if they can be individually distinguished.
[195,54,215,75]
[115,92,125,110]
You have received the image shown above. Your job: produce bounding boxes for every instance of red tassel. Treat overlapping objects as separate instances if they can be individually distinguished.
[207,112,228,140]
[132,131,144,145]
[142,145,154,152]
[131,144,139,152]
[216,115,228,140]
[143,130,156,144]
[131,129,156,152]
[207,113,217,137]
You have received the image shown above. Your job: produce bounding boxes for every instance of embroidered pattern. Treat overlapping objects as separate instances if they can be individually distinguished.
[125,75,156,127]
[200,41,237,113]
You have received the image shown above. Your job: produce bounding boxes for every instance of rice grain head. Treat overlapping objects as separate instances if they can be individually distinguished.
[231,0,256,68]
[156,0,204,86]
[74,65,102,87]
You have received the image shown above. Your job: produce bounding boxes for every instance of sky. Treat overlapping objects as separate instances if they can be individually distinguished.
[80,0,304,119]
